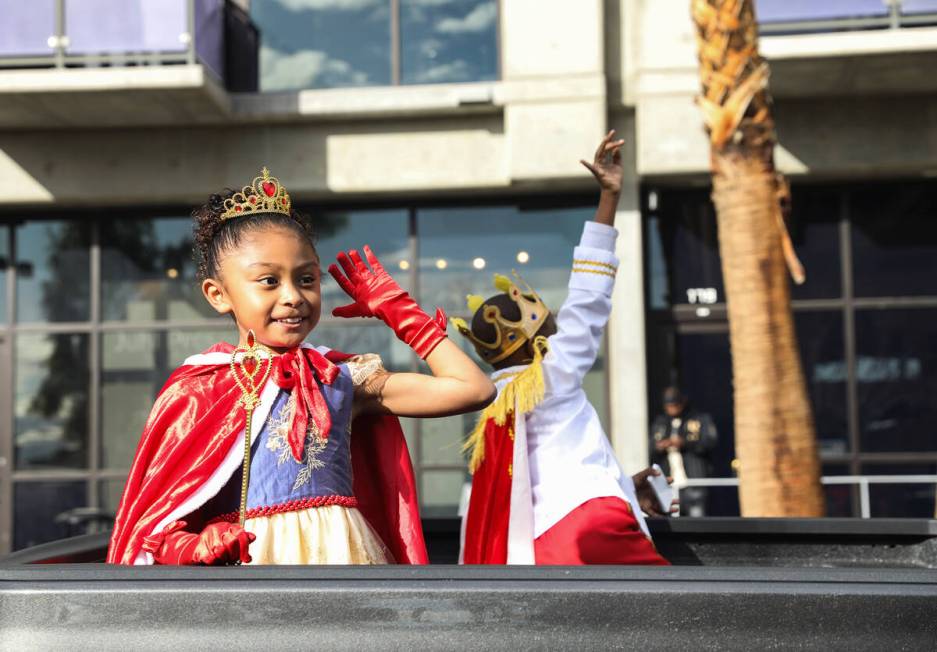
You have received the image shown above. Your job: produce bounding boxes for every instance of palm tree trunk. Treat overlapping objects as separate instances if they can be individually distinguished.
[691,0,825,516]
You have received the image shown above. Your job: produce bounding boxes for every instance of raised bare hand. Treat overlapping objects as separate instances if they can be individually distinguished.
[580,129,625,194]
[632,466,679,517]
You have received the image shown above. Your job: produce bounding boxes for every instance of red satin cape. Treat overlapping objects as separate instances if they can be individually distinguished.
[106,343,428,565]
[461,415,515,564]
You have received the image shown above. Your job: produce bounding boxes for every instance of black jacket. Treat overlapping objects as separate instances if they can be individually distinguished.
[649,410,718,478]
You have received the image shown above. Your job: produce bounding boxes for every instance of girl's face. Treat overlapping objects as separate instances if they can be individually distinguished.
[202,226,321,353]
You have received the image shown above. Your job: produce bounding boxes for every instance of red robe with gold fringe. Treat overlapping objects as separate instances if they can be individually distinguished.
[461,416,515,564]
[461,221,668,566]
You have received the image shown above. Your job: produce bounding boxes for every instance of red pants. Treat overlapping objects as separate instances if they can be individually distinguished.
[533,496,669,565]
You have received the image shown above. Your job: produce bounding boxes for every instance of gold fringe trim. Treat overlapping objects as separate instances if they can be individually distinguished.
[463,336,549,474]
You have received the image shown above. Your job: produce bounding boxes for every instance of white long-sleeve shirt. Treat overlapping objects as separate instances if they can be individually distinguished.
[491,221,648,540]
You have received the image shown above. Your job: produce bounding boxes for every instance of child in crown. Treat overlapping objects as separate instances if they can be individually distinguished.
[453,132,674,565]
[107,169,495,565]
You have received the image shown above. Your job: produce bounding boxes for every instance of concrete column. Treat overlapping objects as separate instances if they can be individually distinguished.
[500,0,608,181]
[500,0,604,79]
[608,188,648,475]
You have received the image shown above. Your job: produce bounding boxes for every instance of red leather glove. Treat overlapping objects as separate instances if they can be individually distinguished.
[329,245,447,359]
[141,520,255,565]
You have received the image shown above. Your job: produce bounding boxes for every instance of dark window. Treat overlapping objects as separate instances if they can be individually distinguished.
[99,478,127,516]
[789,188,842,300]
[795,311,849,455]
[100,330,175,470]
[101,217,211,322]
[821,464,854,517]
[671,332,734,477]
[851,183,937,298]
[16,221,91,323]
[15,333,90,470]
[14,481,88,550]
[862,463,937,518]
[98,328,235,471]
[646,190,724,310]
[421,469,465,518]
[855,308,937,453]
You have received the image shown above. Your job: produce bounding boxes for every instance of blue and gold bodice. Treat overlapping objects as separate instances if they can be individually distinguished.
[205,358,374,521]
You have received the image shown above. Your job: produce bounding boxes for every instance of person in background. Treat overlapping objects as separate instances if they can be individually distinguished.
[650,386,718,517]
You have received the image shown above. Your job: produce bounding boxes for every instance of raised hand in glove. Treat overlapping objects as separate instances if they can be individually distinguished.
[142,520,255,565]
[329,245,447,359]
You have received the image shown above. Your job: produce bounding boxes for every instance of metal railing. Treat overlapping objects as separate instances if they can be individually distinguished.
[1,0,196,68]
[757,0,937,35]
[0,0,259,91]
[680,475,937,518]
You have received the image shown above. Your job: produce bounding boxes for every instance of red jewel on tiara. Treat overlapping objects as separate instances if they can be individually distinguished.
[219,167,292,221]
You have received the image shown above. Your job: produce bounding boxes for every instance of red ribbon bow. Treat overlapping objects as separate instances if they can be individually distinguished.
[272,347,340,462]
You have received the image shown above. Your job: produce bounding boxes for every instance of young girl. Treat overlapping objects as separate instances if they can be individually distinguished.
[107,169,495,565]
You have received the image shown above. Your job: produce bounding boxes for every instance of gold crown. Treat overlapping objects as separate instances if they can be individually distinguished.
[450,272,550,364]
[220,167,292,221]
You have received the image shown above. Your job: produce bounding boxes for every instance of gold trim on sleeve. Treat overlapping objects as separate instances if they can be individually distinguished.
[573,258,617,272]
[571,267,616,279]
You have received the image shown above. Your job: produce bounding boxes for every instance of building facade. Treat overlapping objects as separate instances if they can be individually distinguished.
[0,0,935,552]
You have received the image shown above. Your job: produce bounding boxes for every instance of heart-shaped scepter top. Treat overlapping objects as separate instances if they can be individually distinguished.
[230,330,273,410]
[230,330,275,530]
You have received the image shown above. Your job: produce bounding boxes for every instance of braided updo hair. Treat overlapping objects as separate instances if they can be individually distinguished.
[192,188,318,280]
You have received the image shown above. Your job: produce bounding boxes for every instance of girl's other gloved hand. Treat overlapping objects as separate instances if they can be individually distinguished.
[329,245,447,359]
[142,520,255,565]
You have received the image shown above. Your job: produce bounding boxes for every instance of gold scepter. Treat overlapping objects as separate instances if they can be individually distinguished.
[229,329,274,526]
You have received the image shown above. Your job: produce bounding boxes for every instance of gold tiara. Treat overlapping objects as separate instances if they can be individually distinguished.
[220,167,292,221]
[450,272,551,364]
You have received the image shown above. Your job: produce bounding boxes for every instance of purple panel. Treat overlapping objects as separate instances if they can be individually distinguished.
[902,0,937,14]
[756,0,889,23]
[65,0,187,54]
[0,0,56,57]
[195,0,225,80]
